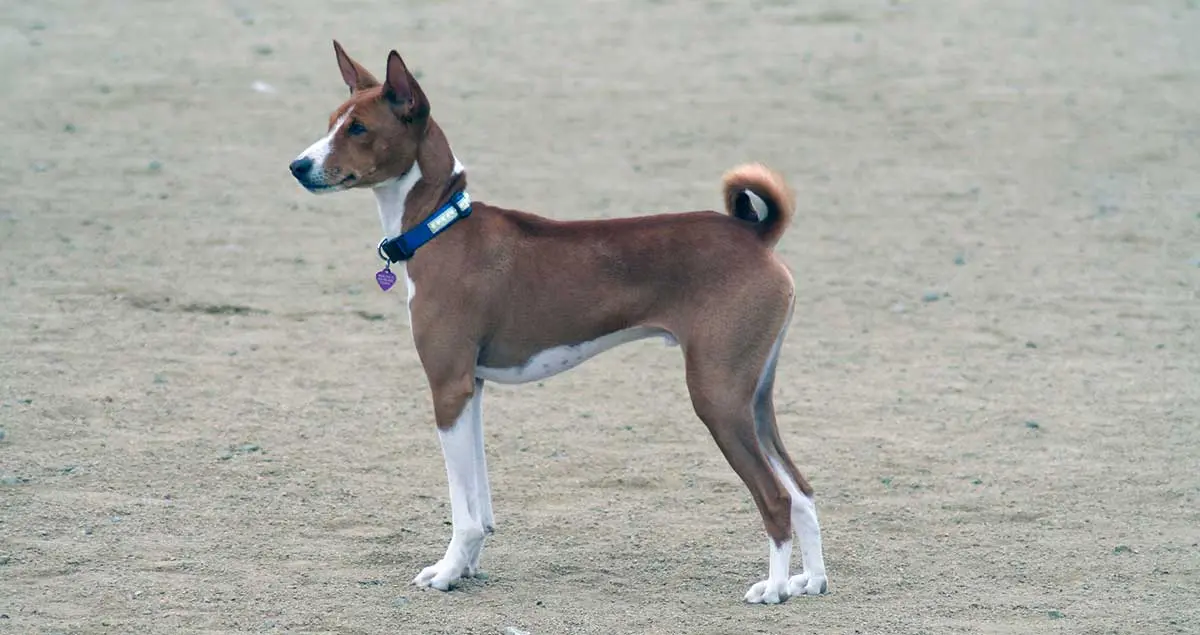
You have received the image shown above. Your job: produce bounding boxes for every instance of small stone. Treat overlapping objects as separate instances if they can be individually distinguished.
[921,291,942,303]
[0,554,11,565]
[1113,545,1133,555]
[236,443,261,453]
[0,475,29,486]
[473,571,489,580]
[254,44,273,56]
[1046,610,1065,619]
[147,160,164,172]
[218,451,234,461]
[153,373,167,384]
[63,123,77,133]
[953,254,966,266]
[0,428,6,442]
[1025,341,1037,349]
[1024,420,1040,430]
[391,597,410,608]
[17,398,32,405]
[504,628,531,635]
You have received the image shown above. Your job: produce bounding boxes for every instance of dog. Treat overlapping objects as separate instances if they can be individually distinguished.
[288,41,829,604]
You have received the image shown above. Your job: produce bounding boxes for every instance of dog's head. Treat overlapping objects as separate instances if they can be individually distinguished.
[289,41,431,193]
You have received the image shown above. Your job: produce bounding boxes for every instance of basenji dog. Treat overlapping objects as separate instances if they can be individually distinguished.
[288,41,829,604]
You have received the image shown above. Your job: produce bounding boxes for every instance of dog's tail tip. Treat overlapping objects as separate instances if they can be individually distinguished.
[721,163,795,249]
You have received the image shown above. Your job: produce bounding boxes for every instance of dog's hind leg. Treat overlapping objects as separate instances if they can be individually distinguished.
[752,303,829,597]
[683,321,794,604]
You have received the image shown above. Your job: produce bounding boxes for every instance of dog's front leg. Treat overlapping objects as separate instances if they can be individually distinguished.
[468,378,494,575]
[413,378,488,591]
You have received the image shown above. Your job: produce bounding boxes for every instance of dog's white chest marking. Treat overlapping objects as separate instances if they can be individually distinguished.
[475,327,676,385]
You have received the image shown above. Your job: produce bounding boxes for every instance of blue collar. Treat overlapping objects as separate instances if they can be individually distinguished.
[376,190,472,263]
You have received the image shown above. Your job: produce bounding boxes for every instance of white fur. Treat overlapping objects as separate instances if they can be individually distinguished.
[744,297,829,602]
[474,327,677,385]
[785,483,828,597]
[745,538,792,604]
[744,189,768,221]
[373,163,423,238]
[372,153,462,239]
[294,108,352,189]
[413,387,491,590]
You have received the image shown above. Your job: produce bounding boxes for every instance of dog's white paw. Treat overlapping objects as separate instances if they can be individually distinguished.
[787,571,828,596]
[413,558,469,591]
[744,578,789,604]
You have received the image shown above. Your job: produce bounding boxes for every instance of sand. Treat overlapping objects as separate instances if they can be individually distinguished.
[1,1,1198,633]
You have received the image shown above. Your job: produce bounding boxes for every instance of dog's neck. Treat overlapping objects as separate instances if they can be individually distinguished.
[373,119,466,238]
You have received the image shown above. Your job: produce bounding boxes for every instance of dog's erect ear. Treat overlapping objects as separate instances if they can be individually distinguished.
[383,50,430,121]
[333,40,380,93]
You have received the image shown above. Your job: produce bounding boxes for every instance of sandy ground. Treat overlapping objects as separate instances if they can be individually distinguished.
[2,1,1199,633]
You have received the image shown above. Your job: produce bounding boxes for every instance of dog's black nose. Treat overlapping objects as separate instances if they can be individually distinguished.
[289,157,314,178]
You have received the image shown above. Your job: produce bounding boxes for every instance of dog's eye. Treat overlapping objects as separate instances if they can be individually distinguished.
[347,121,367,136]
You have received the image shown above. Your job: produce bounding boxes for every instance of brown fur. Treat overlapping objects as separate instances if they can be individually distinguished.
[722,163,796,248]
[308,42,813,551]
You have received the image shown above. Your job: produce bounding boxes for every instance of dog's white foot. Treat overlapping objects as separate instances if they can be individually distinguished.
[413,557,469,591]
[744,578,789,604]
[787,571,828,596]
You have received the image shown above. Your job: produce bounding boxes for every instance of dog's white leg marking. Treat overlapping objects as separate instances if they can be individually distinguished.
[413,389,487,591]
[752,298,829,599]
[784,477,828,597]
[744,538,792,604]
[468,380,494,575]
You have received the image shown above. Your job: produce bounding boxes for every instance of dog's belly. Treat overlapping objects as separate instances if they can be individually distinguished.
[475,327,677,385]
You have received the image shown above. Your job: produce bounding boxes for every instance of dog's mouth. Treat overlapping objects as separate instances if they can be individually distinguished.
[302,173,357,193]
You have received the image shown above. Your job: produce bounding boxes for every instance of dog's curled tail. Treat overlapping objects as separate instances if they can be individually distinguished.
[722,163,796,249]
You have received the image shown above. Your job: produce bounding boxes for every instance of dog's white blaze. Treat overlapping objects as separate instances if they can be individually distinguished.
[474,327,676,385]
[451,155,465,176]
[413,391,489,590]
[296,107,353,174]
[373,162,424,238]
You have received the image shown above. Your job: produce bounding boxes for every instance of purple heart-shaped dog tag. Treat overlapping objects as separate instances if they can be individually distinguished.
[376,267,397,291]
